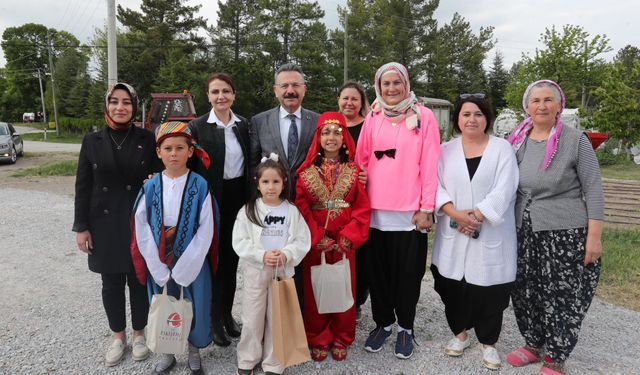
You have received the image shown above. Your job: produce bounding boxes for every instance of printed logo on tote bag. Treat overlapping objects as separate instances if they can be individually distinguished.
[167,312,182,328]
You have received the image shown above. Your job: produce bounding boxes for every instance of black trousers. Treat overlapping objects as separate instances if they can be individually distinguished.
[213,177,246,322]
[367,229,428,330]
[355,240,370,307]
[431,264,513,345]
[101,271,149,332]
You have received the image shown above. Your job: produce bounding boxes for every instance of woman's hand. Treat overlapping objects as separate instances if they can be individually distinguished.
[358,169,368,187]
[453,209,481,233]
[585,219,604,265]
[76,230,93,254]
[412,211,433,231]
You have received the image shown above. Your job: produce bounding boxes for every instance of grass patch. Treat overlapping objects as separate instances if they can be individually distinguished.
[21,132,83,144]
[597,228,640,311]
[12,160,78,177]
[601,163,640,181]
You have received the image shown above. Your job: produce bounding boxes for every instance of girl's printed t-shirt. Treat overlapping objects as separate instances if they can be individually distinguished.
[259,200,289,251]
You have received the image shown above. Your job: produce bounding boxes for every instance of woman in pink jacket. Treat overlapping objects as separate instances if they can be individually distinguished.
[356,62,441,360]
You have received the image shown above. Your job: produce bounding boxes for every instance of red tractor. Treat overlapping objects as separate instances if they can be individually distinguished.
[139,91,197,133]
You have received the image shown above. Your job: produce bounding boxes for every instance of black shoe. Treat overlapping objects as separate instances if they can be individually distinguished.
[224,316,242,338]
[212,321,231,347]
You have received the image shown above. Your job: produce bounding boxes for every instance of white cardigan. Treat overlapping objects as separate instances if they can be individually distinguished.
[232,199,311,278]
[432,136,518,286]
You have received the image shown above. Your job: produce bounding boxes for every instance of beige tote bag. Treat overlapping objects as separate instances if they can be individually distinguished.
[310,251,354,314]
[146,285,193,355]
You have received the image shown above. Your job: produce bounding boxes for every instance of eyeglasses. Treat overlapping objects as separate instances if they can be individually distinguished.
[275,82,305,90]
[374,148,396,160]
[459,93,486,99]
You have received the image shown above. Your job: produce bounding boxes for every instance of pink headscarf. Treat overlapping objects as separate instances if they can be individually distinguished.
[507,79,566,169]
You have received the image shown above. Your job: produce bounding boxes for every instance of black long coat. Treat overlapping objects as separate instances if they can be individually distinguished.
[188,112,251,202]
[73,127,161,274]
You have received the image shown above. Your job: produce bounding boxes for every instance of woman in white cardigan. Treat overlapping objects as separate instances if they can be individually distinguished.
[431,94,518,370]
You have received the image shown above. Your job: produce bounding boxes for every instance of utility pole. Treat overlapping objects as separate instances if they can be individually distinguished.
[581,40,587,109]
[37,68,47,125]
[107,0,118,87]
[343,15,348,84]
[47,34,60,136]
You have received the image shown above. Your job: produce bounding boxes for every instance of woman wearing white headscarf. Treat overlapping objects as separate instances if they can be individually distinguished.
[356,62,441,360]
[506,80,604,375]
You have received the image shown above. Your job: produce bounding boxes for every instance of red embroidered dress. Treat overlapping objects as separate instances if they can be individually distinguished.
[295,112,371,348]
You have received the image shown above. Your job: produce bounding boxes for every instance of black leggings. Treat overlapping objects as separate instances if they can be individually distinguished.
[101,271,149,332]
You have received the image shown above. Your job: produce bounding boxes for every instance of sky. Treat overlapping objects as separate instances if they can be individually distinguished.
[0,0,638,69]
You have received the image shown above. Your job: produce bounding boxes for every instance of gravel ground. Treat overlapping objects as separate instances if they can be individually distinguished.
[1,186,639,375]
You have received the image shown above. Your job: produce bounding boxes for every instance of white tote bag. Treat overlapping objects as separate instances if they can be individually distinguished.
[310,251,354,314]
[146,285,193,355]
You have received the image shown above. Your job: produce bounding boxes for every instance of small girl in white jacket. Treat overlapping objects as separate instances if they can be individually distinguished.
[232,154,311,375]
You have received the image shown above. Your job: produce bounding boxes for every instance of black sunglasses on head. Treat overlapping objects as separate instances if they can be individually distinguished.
[459,93,486,99]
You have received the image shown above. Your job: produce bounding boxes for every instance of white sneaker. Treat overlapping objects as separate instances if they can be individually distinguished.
[132,335,150,361]
[105,338,125,367]
[482,345,501,370]
[445,336,470,357]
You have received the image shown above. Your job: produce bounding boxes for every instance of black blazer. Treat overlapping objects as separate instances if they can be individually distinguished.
[188,111,251,202]
[73,127,161,274]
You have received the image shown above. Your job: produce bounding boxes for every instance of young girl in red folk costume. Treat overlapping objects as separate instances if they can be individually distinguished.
[295,112,371,362]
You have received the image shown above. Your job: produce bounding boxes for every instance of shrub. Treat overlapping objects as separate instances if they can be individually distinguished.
[596,149,632,166]
[57,117,105,135]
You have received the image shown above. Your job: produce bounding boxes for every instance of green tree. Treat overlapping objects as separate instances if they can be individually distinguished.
[422,13,494,102]
[0,23,80,119]
[615,45,640,74]
[505,25,611,110]
[116,0,207,99]
[593,61,640,146]
[487,51,510,109]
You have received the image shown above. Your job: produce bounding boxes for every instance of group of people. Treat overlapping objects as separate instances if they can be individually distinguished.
[73,61,604,375]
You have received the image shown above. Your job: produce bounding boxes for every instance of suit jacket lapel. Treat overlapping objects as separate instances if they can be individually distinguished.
[294,108,314,166]
[267,108,287,165]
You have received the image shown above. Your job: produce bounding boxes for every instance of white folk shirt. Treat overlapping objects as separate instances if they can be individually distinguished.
[134,171,214,287]
[207,109,244,179]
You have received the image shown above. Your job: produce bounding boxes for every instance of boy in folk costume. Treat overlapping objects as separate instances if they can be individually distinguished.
[295,112,371,361]
[131,121,219,375]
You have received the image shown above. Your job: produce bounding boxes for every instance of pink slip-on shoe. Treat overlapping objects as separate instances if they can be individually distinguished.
[540,364,566,375]
[506,347,541,367]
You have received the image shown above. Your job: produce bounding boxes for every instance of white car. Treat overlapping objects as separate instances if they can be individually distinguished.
[0,122,24,164]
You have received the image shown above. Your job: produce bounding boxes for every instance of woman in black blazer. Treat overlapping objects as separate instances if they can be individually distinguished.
[73,83,161,367]
[189,72,251,347]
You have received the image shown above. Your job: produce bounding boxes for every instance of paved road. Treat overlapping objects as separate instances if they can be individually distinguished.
[14,125,82,153]
[23,139,81,153]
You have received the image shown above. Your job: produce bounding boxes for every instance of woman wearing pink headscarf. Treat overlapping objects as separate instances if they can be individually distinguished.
[356,62,441,360]
[506,80,604,375]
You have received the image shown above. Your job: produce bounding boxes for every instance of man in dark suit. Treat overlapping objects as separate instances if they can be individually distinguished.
[249,63,320,200]
[249,63,319,310]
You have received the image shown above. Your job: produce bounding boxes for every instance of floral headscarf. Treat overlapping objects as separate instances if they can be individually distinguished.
[507,79,566,169]
[370,62,421,132]
[104,82,138,130]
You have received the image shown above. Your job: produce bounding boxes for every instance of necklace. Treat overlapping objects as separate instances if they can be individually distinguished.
[109,127,131,150]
